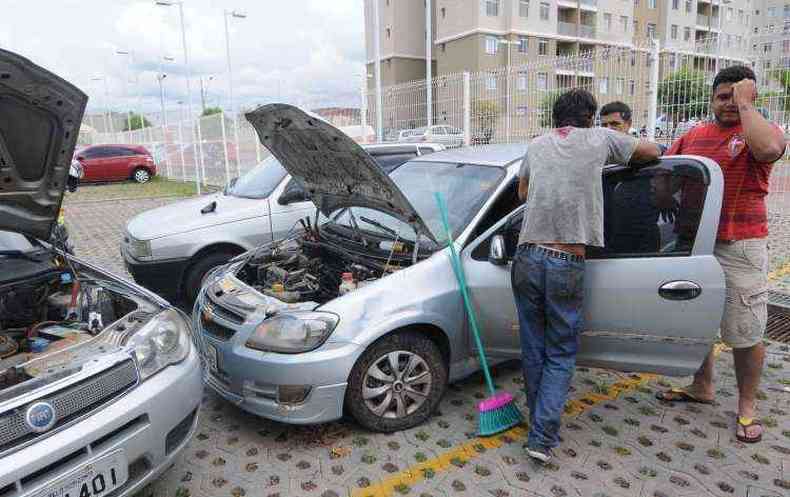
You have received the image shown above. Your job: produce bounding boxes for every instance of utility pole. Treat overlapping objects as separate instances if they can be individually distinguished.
[373,0,383,142]
[426,0,432,128]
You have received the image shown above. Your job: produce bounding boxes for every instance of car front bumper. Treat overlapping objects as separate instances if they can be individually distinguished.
[122,248,190,302]
[193,294,361,425]
[1,348,203,497]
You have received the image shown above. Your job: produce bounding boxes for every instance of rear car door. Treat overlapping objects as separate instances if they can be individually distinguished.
[462,156,725,377]
[107,146,134,180]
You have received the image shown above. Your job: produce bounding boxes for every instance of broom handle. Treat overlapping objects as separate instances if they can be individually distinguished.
[435,193,497,396]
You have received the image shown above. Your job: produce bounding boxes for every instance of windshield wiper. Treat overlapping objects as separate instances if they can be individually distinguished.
[0,250,46,262]
[359,216,398,238]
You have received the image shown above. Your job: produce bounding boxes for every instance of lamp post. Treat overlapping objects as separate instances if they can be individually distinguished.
[199,75,214,112]
[91,76,113,135]
[371,0,383,142]
[115,50,134,134]
[224,9,246,177]
[156,0,201,194]
[426,0,432,128]
[158,55,175,128]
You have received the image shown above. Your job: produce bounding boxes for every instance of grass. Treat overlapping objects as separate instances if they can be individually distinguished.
[68,176,209,202]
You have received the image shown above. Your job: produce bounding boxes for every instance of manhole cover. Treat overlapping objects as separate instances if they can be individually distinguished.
[767,291,790,344]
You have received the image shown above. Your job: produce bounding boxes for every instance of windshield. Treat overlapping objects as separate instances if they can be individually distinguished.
[227,156,287,199]
[0,231,36,252]
[330,161,504,243]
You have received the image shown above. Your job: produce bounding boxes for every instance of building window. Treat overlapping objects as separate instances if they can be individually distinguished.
[386,28,391,39]
[519,36,528,53]
[540,2,549,20]
[672,0,679,10]
[537,72,547,90]
[671,24,678,39]
[486,74,497,90]
[684,27,691,41]
[485,0,499,16]
[685,0,692,13]
[633,20,639,35]
[768,7,777,17]
[518,71,528,90]
[647,23,656,39]
[784,39,790,53]
[785,4,790,17]
[621,16,628,33]
[764,42,773,53]
[599,77,608,94]
[604,13,612,32]
[634,0,638,6]
[648,0,656,9]
[726,7,733,21]
[726,34,732,47]
[616,78,624,95]
[441,7,446,18]
[538,38,548,55]
[769,24,775,32]
[629,80,636,96]
[739,9,744,24]
[519,0,529,18]
[486,36,498,55]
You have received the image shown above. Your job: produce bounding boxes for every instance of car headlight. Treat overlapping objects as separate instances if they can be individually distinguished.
[246,312,339,354]
[127,237,152,259]
[125,309,191,379]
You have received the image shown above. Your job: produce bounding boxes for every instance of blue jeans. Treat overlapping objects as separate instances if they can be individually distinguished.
[511,244,585,451]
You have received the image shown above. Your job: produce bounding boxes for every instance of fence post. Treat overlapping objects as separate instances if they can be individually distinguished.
[178,121,187,182]
[360,85,368,144]
[463,71,471,146]
[195,117,205,193]
[647,38,660,142]
[220,111,232,185]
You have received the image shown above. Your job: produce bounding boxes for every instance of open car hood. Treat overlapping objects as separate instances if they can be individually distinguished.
[246,104,437,244]
[0,49,87,240]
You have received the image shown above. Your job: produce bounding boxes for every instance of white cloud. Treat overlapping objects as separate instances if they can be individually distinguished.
[0,0,365,119]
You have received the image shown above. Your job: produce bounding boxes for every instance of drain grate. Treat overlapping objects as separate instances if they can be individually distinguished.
[767,291,790,344]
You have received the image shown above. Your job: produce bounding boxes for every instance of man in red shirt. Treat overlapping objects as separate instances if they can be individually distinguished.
[657,66,786,443]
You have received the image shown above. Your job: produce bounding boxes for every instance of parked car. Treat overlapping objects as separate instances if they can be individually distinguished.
[192,104,727,433]
[400,125,465,148]
[122,143,444,304]
[75,144,157,183]
[0,49,201,497]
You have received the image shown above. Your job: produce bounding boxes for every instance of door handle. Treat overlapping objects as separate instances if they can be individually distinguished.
[659,280,702,301]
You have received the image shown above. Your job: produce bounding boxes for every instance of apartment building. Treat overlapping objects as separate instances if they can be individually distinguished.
[365,0,757,84]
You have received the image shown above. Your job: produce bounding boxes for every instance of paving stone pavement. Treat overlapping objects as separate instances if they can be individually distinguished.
[61,191,790,497]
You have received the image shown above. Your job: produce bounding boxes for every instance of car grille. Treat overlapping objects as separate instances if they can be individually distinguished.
[0,359,139,455]
[201,314,237,341]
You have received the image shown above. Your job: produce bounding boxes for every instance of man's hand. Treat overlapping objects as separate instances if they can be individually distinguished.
[733,79,757,109]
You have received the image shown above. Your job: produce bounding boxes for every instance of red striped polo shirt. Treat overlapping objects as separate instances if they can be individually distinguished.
[667,121,778,241]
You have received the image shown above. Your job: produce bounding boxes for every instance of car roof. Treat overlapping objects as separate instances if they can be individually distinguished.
[411,143,527,168]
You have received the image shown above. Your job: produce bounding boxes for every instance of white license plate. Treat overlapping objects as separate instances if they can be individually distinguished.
[31,450,128,497]
[205,344,218,373]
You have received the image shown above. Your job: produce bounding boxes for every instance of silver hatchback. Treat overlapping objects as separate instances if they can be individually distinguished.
[194,104,727,432]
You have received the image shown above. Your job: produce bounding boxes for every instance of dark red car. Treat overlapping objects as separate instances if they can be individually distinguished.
[75,144,157,183]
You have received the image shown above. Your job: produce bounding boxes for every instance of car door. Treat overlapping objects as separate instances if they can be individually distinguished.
[77,146,106,181]
[107,147,134,180]
[462,156,725,377]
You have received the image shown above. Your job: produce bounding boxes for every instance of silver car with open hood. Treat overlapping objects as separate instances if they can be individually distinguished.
[195,104,728,433]
[0,49,202,497]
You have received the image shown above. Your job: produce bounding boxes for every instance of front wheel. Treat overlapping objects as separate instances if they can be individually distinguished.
[347,331,447,432]
[133,168,151,183]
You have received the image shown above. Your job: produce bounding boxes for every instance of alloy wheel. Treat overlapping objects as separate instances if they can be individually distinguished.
[362,350,432,419]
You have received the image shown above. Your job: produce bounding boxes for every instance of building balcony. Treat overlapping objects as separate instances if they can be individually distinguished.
[557,21,596,38]
[558,21,577,36]
[579,24,595,38]
[696,14,720,29]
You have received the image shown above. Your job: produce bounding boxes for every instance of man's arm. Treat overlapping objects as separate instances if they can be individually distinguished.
[518,175,529,202]
[630,141,662,164]
[734,79,786,163]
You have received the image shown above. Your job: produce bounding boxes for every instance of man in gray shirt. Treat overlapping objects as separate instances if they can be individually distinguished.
[513,89,661,463]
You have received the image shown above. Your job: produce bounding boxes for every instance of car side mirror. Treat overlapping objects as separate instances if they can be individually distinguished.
[488,235,507,266]
[76,155,85,161]
[224,177,238,194]
[278,188,308,205]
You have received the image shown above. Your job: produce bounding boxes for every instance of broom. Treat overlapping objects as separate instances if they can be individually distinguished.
[435,192,523,436]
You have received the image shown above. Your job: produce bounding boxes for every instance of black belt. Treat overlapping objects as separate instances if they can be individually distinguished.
[523,243,585,263]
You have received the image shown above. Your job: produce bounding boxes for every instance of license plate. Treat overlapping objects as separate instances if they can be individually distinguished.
[205,344,219,373]
[31,450,128,497]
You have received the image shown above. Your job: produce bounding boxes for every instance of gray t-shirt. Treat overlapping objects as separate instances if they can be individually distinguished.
[518,127,638,248]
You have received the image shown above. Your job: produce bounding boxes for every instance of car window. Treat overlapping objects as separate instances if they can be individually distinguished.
[80,147,102,159]
[369,152,418,173]
[227,156,288,199]
[587,162,707,259]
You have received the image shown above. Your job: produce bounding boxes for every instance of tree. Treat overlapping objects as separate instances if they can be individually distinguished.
[471,100,500,144]
[766,69,790,113]
[122,113,152,131]
[657,68,711,123]
[538,91,562,128]
[201,106,223,117]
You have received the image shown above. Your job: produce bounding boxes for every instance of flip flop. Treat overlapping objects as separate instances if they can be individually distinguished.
[736,416,763,444]
[655,388,714,404]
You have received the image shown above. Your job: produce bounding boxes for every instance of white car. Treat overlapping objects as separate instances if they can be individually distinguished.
[400,125,465,148]
[122,143,444,304]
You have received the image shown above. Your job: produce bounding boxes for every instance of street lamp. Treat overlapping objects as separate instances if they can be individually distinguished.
[199,75,214,112]
[224,9,246,177]
[158,55,175,128]
[156,0,201,193]
[115,49,141,135]
[91,76,113,134]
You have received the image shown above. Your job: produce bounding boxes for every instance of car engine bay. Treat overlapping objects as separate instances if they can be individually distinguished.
[0,252,156,397]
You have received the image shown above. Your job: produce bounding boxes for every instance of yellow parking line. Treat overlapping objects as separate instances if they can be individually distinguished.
[350,373,656,497]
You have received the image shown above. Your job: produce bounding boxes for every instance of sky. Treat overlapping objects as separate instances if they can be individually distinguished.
[0,0,366,120]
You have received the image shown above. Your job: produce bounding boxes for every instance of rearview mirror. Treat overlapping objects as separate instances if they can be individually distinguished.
[488,235,507,266]
[278,188,308,205]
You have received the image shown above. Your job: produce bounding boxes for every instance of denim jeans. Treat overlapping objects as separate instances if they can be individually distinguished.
[511,244,585,451]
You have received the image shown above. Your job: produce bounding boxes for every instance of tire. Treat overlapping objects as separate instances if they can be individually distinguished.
[133,167,151,184]
[346,331,447,433]
[183,251,237,305]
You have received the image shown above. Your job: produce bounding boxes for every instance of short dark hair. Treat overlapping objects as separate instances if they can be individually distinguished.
[712,65,756,93]
[552,89,598,128]
[600,101,632,122]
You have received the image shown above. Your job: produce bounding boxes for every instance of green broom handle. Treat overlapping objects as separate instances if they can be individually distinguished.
[435,192,497,396]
